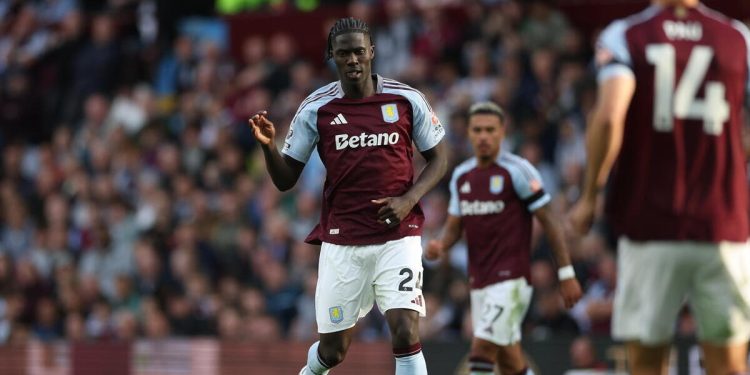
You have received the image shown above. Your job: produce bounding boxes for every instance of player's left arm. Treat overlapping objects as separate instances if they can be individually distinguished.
[569,21,636,235]
[582,76,635,199]
[373,140,448,225]
[568,76,634,236]
[534,204,583,309]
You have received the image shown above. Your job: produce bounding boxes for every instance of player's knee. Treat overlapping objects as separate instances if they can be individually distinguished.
[318,336,351,367]
[387,313,419,346]
[470,340,497,361]
[317,344,347,367]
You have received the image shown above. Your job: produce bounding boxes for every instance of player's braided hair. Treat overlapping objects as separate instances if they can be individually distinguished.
[326,17,373,60]
[468,101,506,124]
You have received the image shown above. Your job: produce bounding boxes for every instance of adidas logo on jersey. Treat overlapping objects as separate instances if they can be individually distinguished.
[461,200,505,216]
[460,181,471,194]
[330,114,348,125]
[335,132,400,150]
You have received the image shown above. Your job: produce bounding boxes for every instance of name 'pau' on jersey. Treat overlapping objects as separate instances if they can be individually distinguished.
[282,75,445,246]
[596,4,750,242]
[448,153,550,289]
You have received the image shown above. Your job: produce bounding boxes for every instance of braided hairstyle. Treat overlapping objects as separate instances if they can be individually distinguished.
[326,17,373,60]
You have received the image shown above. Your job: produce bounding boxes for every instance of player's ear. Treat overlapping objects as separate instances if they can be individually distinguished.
[370,44,375,59]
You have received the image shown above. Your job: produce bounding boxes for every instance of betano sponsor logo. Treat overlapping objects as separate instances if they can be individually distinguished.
[335,132,400,150]
[460,200,505,216]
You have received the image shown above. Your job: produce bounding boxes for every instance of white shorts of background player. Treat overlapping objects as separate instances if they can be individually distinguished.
[470,277,534,346]
[614,237,750,344]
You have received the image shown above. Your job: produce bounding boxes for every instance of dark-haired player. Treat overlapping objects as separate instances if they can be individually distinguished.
[249,18,447,375]
[569,1,750,374]
[426,102,582,375]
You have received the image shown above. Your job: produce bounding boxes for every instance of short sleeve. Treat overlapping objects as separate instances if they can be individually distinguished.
[410,92,445,152]
[731,20,750,108]
[595,20,635,83]
[282,106,319,163]
[505,157,551,212]
[448,169,461,217]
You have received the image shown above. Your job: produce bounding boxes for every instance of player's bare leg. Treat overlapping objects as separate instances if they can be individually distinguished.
[386,309,427,375]
[700,342,748,375]
[626,342,670,375]
[467,338,498,375]
[299,328,355,375]
[467,338,531,375]
[495,343,530,375]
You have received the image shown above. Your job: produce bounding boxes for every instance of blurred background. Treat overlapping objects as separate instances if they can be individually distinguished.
[0,0,748,374]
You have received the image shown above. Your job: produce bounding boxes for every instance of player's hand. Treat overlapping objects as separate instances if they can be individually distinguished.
[568,198,596,236]
[424,239,444,260]
[372,196,415,227]
[559,278,583,309]
[248,110,275,146]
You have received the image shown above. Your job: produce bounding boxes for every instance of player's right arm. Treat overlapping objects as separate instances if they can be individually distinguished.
[248,110,305,191]
[569,21,636,235]
[425,214,462,260]
[425,166,464,260]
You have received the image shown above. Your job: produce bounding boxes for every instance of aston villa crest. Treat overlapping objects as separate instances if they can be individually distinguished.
[490,175,504,194]
[329,306,344,323]
[381,104,399,123]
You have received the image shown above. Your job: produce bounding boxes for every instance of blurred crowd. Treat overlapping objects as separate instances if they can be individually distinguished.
[0,0,703,355]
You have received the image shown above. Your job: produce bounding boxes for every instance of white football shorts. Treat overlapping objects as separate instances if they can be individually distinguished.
[315,236,426,334]
[613,237,750,344]
[471,277,533,346]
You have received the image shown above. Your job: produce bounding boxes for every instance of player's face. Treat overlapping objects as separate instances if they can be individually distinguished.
[332,32,374,85]
[468,113,504,160]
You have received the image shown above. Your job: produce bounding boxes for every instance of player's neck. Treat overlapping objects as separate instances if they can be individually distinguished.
[477,150,500,168]
[652,0,699,7]
[341,75,376,99]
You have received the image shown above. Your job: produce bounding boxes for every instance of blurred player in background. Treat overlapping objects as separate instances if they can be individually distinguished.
[426,102,582,375]
[249,17,447,375]
[569,0,750,374]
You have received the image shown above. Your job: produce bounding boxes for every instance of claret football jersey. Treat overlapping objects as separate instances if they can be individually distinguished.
[283,74,445,246]
[596,4,750,242]
[448,152,550,289]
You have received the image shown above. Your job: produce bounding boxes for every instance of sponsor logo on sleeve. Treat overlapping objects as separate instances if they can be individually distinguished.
[431,112,440,126]
[329,306,344,324]
[381,104,399,123]
[431,111,444,139]
[594,47,614,69]
[530,179,542,193]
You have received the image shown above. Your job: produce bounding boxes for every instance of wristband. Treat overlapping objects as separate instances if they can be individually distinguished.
[558,265,576,281]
